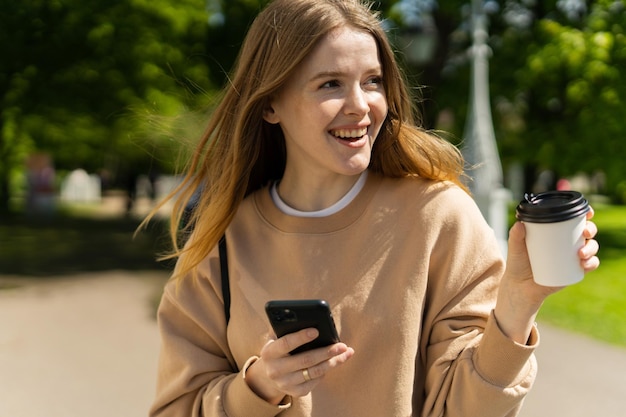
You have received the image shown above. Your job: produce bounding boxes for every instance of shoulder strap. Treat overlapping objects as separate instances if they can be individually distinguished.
[218,235,231,324]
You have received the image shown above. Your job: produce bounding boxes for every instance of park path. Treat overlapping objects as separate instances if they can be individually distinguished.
[518,321,626,417]
[1,271,625,417]
[0,271,168,417]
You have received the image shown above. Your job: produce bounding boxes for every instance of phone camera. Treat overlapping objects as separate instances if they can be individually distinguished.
[272,308,297,322]
[283,309,297,321]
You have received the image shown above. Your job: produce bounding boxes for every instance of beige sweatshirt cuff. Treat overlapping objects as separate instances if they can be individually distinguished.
[223,356,292,417]
[474,311,540,387]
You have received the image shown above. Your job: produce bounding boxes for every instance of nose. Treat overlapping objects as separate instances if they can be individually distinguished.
[344,85,370,116]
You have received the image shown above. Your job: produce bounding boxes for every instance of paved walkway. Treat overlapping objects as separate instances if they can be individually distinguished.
[519,322,626,417]
[0,272,168,417]
[0,272,625,417]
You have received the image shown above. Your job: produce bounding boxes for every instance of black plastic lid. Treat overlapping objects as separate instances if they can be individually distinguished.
[515,191,589,223]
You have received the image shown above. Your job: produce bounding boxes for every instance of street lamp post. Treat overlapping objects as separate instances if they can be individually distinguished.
[462,0,510,255]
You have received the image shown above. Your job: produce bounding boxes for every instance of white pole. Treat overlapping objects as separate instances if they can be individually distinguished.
[462,0,510,255]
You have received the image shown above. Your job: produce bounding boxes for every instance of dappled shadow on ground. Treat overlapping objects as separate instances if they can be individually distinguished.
[0,212,173,277]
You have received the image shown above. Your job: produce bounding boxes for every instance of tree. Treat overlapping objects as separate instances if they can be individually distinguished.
[490,0,626,196]
[387,0,626,198]
[3,0,625,212]
[0,0,213,211]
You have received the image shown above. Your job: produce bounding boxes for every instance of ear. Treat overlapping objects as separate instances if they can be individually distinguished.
[263,104,280,124]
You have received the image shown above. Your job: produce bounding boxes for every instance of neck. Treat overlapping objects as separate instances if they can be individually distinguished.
[277,171,365,212]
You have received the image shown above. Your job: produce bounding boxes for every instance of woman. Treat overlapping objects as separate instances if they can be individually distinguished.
[147,0,600,416]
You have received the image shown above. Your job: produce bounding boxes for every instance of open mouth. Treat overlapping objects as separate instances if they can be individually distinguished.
[330,127,368,141]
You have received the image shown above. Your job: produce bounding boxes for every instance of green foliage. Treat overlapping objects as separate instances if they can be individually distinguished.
[0,0,215,210]
[484,1,626,194]
[0,210,171,276]
[3,0,626,210]
[203,0,405,88]
[390,0,626,199]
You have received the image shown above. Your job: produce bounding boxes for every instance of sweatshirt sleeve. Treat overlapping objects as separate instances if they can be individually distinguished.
[420,187,538,417]
[149,258,290,417]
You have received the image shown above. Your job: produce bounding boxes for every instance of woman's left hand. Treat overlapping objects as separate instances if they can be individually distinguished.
[494,207,600,343]
[579,207,601,272]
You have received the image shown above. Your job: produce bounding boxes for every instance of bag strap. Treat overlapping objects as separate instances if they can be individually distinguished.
[219,235,240,372]
[218,235,231,324]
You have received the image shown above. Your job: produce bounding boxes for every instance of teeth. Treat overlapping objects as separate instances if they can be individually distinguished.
[331,127,367,138]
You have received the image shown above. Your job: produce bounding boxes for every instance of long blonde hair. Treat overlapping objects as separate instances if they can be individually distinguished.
[144,0,467,279]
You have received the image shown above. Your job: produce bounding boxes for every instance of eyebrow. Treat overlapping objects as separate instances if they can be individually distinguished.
[309,67,383,83]
[309,71,344,82]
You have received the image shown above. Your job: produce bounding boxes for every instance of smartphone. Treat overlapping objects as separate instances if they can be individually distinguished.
[265,299,340,354]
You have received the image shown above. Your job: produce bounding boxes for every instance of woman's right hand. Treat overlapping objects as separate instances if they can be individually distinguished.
[244,328,355,404]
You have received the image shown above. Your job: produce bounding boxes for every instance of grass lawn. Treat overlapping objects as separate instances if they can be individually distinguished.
[0,207,173,277]
[536,204,626,347]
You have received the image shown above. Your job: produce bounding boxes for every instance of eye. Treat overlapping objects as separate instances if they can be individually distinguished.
[365,75,383,88]
[320,79,340,89]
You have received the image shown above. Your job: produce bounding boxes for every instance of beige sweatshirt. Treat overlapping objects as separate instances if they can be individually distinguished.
[150,172,538,417]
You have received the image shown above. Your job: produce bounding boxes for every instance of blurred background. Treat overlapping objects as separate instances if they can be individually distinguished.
[1,1,625,416]
[3,0,626,216]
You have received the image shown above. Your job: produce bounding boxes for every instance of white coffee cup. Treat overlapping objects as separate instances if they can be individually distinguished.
[516,191,590,287]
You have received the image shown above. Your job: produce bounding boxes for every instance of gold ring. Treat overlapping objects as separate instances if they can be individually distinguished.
[302,368,312,382]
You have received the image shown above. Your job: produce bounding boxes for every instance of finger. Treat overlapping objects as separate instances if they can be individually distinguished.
[304,345,354,380]
[260,328,319,361]
[586,206,595,219]
[290,344,354,385]
[583,220,598,239]
[579,238,600,260]
[293,342,351,372]
[267,365,317,398]
[271,346,345,396]
[581,255,600,272]
[263,338,348,386]
[509,221,526,240]
[275,366,316,392]
[274,328,319,357]
[506,222,527,257]
[280,369,319,398]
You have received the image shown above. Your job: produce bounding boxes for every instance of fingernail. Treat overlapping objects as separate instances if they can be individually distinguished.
[307,328,319,338]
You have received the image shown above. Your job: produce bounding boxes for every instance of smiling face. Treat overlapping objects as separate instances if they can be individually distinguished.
[264,26,388,184]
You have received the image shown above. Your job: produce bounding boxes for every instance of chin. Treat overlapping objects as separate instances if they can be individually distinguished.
[341,160,370,176]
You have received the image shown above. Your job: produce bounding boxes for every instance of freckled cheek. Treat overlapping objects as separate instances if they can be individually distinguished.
[369,92,388,114]
[373,99,388,127]
[318,105,344,126]
[369,108,388,143]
